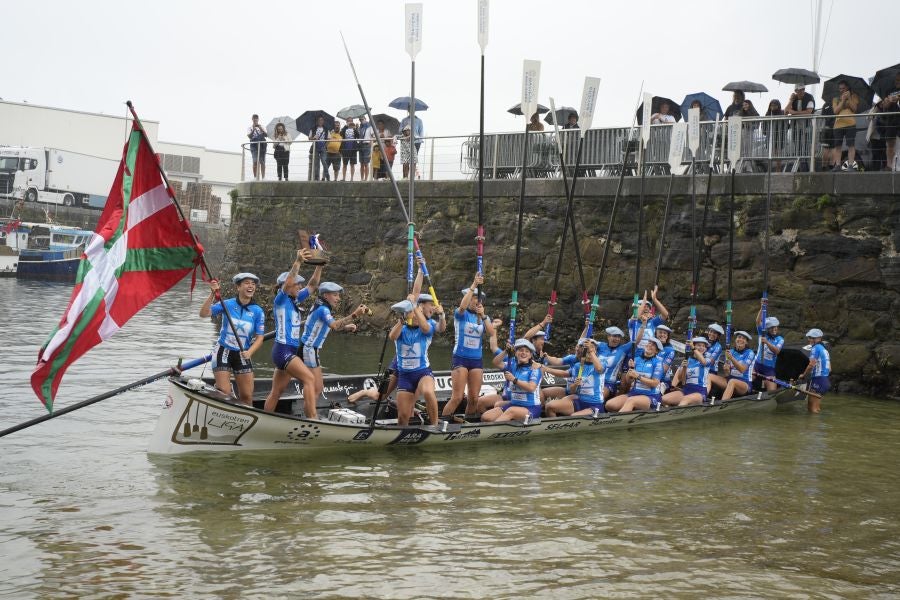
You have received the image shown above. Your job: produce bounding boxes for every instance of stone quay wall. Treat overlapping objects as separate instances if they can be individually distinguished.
[226,174,900,398]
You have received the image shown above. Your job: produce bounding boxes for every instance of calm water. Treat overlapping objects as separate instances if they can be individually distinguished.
[1,278,899,598]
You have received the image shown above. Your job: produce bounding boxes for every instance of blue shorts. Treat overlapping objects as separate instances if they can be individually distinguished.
[683,383,708,401]
[506,404,542,418]
[628,388,661,409]
[452,354,483,370]
[212,344,253,375]
[573,398,605,413]
[810,376,830,395]
[397,367,433,393]
[358,146,372,163]
[272,341,299,371]
[301,345,321,369]
[250,142,267,162]
[756,363,775,377]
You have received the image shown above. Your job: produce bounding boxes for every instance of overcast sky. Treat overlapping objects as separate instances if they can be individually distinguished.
[5,0,898,152]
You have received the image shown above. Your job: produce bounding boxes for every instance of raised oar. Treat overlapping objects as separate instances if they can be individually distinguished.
[507,60,541,348]
[584,85,643,339]
[725,168,735,350]
[413,237,441,309]
[759,119,774,361]
[0,332,277,439]
[405,3,422,293]
[476,0,488,299]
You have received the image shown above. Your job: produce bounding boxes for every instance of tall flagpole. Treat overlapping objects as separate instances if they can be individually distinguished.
[476,0,488,297]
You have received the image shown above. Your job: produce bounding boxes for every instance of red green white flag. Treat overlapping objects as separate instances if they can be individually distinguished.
[31,123,202,412]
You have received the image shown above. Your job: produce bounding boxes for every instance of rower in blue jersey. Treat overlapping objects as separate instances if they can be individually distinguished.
[755,307,784,392]
[544,338,606,417]
[605,334,665,413]
[626,285,670,352]
[301,281,369,417]
[199,273,266,405]
[597,326,636,399]
[718,330,756,400]
[389,288,445,426]
[481,339,543,423]
[799,328,830,414]
[704,323,726,391]
[522,315,567,404]
[441,273,494,419]
[654,324,677,394]
[662,336,711,407]
[263,249,322,415]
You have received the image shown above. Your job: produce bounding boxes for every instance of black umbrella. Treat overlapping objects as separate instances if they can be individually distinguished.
[296,110,334,137]
[871,62,900,100]
[722,80,768,93]
[507,102,549,116]
[772,68,820,86]
[372,113,400,135]
[821,75,875,112]
[635,96,682,124]
[545,106,578,125]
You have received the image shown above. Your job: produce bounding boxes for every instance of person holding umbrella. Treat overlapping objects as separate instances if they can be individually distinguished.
[786,84,815,116]
[832,80,860,171]
[877,73,900,169]
[272,122,291,181]
[400,109,424,158]
[724,91,745,119]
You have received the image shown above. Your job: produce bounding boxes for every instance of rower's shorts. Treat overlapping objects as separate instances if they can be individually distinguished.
[809,376,830,395]
[452,354,483,370]
[301,345,321,369]
[212,344,253,375]
[682,383,708,402]
[573,398,605,413]
[272,341,299,371]
[397,367,433,393]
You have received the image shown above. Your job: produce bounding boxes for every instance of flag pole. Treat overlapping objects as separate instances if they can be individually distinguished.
[125,100,249,364]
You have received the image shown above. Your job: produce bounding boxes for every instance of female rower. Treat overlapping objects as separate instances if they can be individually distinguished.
[263,249,322,414]
[596,326,635,399]
[604,334,664,413]
[441,274,494,419]
[662,337,710,407]
[544,338,606,416]
[798,328,830,413]
[300,281,368,418]
[755,308,784,392]
[627,285,670,352]
[654,324,677,394]
[200,273,266,405]
[704,323,726,391]
[719,330,756,401]
[390,291,444,426]
[480,339,543,423]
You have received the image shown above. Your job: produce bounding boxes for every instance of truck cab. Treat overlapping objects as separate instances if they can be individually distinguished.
[0,147,44,201]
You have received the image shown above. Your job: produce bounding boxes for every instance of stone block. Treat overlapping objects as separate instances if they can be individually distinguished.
[794,255,881,285]
[874,343,900,371]
[829,343,872,375]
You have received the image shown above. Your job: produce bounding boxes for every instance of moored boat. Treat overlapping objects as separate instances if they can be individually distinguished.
[16,223,91,281]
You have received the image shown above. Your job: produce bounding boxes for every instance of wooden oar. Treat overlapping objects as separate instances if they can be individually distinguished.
[0,330,275,439]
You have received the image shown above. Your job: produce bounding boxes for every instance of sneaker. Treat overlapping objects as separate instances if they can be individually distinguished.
[840,161,849,171]
[849,161,858,171]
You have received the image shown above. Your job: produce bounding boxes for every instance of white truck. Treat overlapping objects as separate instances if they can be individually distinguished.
[0,146,119,208]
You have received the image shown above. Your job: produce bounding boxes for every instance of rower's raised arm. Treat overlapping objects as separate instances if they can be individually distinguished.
[651,285,669,321]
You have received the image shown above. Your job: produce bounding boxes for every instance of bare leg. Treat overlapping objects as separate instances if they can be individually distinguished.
[417,376,438,426]
[443,367,469,416]
[213,370,233,397]
[396,391,415,426]
[604,394,628,412]
[264,368,292,412]
[465,368,484,415]
[545,396,576,417]
[234,372,255,406]
[721,379,749,401]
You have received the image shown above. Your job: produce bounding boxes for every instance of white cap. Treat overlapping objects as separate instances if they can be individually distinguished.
[417,293,435,304]
[646,336,664,351]
[734,330,752,341]
[765,317,780,328]
[232,272,260,285]
[319,282,343,294]
[655,324,673,334]
[513,339,536,353]
[276,271,306,285]
[707,323,725,335]
[460,287,486,299]
[529,330,547,339]
[805,328,824,338]
[391,299,414,314]
[605,326,625,337]
[691,336,709,346]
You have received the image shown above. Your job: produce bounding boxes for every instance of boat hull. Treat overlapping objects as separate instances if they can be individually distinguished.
[149,375,781,455]
[16,248,80,281]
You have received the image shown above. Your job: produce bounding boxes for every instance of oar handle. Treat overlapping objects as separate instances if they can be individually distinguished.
[754,371,822,399]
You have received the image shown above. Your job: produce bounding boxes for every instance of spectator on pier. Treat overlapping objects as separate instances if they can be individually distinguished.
[340,117,360,181]
[272,122,291,181]
[309,116,330,181]
[739,99,760,117]
[358,114,373,180]
[563,112,579,129]
[690,99,710,121]
[400,110,424,156]
[651,102,676,124]
[372,119,396,180]
[400,125,416,179]
[526,112,545,131]
[832,80,860,171]
[724,91,745,119]
[876,73,900,170]
[786,85,815,116]
[247,114,268,179]
[764,99,786,171]
[326,121,343,181]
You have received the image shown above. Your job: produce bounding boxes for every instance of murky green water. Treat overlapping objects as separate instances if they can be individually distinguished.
[1,279,898,598]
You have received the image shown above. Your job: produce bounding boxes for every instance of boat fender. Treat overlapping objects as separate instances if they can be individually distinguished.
[187,378,206,391]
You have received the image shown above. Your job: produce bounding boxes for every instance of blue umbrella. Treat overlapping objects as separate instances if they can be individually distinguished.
[389,96,429,111]
[680,92,724,121]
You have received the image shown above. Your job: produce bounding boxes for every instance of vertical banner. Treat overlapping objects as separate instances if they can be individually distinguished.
[727,116,743,168]
[521,60,541,124]
[688,107,700,157]
[579,76,601,138]
[641,92,652,144]
[709,115,720,169]
[477,0,489,53]
[668,121,687,174]
[405,3,423,59]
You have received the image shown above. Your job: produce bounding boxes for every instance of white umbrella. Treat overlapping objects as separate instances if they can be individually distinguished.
[266,116,300,140]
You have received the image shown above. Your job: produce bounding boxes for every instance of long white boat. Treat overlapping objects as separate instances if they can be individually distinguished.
[148,353,807,455]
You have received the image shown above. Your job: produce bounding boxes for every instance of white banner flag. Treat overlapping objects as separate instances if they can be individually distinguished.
[477,0,489,52]
[727,116,743,167]
[641,92,652,144]
[521,60,541,123]
[688,107,700,156]
[405,3,423,59]
[668,121,687,174]
[579,76,601,137]
[709,116,720,169]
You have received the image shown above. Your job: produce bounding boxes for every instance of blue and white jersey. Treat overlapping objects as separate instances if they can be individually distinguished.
[453,309,487,359]
[628,315,664,351]
[685,355,710,387]
[631,354,665,394]
[506,362,542,408]
[810,343,831,377]
[210,298,265,352]
[273,288,311,347]
[395,319,437,372]
[705,340,723,374]
[726,347,756,383]
[598,341,634,386]
[567,360,603,403]
[301,301,336,349]
[755,326,784,368]
[657,345,677,385]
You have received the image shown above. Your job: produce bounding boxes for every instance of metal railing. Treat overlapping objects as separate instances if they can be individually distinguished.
[241,111,900,182]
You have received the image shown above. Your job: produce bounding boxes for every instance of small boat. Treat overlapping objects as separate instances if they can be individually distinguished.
[148,353,805,455]
[16,222,92,281]
[0,218,23,277]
